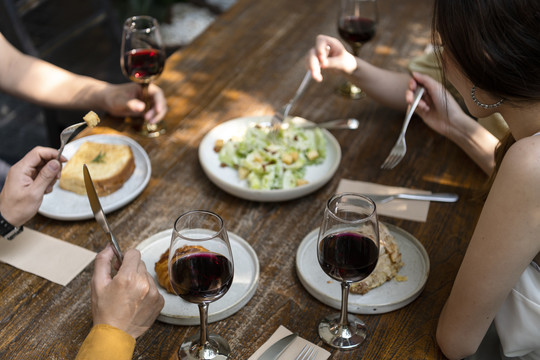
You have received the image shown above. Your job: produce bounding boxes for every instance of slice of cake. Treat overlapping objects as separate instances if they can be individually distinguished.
[59,141,135,196]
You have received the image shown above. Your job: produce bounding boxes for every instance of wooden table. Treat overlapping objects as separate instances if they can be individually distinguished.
[0,0,488,358]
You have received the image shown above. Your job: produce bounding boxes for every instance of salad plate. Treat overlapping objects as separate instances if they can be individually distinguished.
[296,223,430,314]
[198,115,342,202]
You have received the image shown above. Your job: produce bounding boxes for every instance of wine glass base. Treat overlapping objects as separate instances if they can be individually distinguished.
[125,116,166,138]
[318,313,367,350]
[178,333,230,360]
[338,81,366,100]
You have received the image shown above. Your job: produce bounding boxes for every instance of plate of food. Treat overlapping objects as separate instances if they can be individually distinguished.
[296,222,429,314]
[198,115,341,202]
[137,229,260,325]
[39,134,151,221]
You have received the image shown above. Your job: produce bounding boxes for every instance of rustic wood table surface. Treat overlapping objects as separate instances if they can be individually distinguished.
[0,0,489,358]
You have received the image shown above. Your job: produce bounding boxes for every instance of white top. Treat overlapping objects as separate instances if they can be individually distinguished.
[495,265,540,360]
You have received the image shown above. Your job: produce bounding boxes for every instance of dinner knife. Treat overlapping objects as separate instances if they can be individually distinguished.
[257,333,297,360]
[83,164,123,263]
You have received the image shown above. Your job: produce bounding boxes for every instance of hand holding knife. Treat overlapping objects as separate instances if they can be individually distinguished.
[83,164,123,264]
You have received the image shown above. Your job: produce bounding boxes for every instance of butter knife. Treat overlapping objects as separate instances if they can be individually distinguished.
[83,164,123,263]
[257,333,297,360]
[365,192,459,204]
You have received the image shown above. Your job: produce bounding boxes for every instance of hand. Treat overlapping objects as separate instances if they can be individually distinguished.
[0,147,63,226]
[91,246,164,339]
[101,83,168,125]
[307,35,358,82]
[407,72,469,139]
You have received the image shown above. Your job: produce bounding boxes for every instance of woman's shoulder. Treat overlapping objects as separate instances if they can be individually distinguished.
[497,135,540,190]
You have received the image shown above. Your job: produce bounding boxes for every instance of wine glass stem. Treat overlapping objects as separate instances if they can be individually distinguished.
[198,303,209,347]
[351,45,362,58]
[339,282,351,326]
[141,83,150,113]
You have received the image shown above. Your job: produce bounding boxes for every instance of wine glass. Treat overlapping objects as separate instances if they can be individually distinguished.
[317,193,380,349]
[337,0,379,99]
[121,15,166,137]
[169,210,234,360]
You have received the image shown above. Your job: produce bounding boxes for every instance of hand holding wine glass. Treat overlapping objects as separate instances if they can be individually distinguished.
[317,193,380,349]
[337,0,378,99]
[121,15,166,137]
[169,210,234,360]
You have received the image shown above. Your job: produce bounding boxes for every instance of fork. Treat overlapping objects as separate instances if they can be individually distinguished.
[270,70,312,135]
[56,121,87,160]
[380,86,425,169]
[295,344,318,360]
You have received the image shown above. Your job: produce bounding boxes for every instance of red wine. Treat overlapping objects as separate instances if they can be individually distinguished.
[123,49,165,83]
[170,252,233,303]
[338,16,376,46]
[319,232,378,282]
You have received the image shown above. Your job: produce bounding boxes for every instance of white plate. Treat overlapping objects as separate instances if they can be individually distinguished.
[296,223,430,314]
[137,229,260,325]
[198,116,342,202]
[39,134,151,221]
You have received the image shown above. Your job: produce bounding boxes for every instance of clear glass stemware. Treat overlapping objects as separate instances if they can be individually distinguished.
[336,0,379,99]
[121,15,166,137]
[317,193,380,349]
[169,210,234,359]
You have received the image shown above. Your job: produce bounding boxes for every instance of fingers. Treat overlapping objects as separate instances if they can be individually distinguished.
[34,159,61,194]
[307,48,324,82]
[116,249,143,276]
[92,245,115,288]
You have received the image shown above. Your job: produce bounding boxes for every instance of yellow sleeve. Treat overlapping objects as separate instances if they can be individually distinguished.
[75,324,136,360]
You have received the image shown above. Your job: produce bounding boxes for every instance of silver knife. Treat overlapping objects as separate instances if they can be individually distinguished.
[365,192,459,204]
[83,164,123,263]
[257,333,297,360]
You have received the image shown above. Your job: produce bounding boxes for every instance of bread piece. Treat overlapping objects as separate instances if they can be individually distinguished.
[59,141,135,196]
[350,222,404,295]
[155,245,209,294]
[83,111,100,127]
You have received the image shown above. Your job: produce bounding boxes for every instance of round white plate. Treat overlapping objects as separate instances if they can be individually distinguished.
[296,223,430,314]
[198,115,342,202]
[137,229,260,325]
[39,134,151,221]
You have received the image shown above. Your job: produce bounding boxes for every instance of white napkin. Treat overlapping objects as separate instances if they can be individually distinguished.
[248,325,330,360]
[336,179,431,222]
[0,228,96,286]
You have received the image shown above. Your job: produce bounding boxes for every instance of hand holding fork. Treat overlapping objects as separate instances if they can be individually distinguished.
[380,86,425,169]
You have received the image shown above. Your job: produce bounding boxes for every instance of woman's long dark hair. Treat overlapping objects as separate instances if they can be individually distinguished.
[433,0,540,101]
[432,0,540,188]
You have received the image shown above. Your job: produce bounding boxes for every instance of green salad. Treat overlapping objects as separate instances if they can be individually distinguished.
[215,123,327,190]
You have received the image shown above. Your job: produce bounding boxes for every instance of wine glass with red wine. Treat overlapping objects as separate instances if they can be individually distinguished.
[337,0,378,99]
[317,193,380,349]
[169,210,234,360]
[121,15,166,137]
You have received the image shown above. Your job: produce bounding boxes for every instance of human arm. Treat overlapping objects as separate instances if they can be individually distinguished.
[0,147,63,227]
[0,33,167,124]
[306,34,412,111]
[76,246,164,360]
[408,72,498,175]
[436,138,540,359]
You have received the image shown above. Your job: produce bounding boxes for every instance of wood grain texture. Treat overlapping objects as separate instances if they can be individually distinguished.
[0,0,487,358]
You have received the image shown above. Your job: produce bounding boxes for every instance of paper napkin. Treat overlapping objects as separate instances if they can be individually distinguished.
[0,228,96,286]
[336,179,431,222]
[248,325,330,360]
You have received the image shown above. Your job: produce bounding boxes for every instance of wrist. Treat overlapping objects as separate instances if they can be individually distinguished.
[0,209,24,240]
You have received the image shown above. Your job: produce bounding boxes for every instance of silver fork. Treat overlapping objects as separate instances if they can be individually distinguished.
[295,344,318,360]
[380,86,425,169]
[270,70,312,134]
[56,121,87,160]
